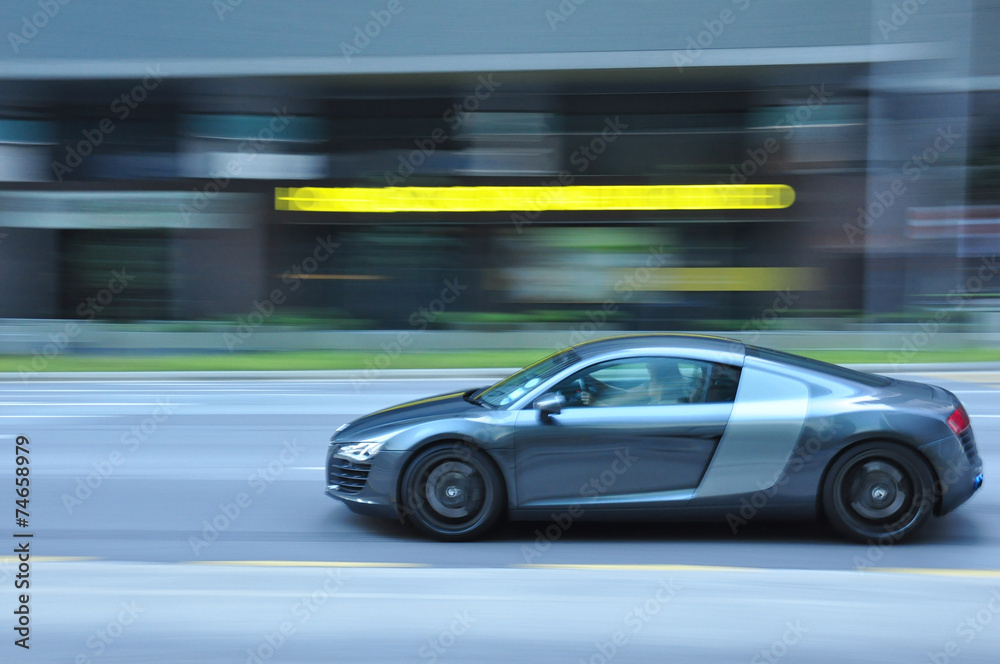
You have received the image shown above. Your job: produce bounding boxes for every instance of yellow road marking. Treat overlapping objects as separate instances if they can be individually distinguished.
[521,564,1000,578]
[188,561,428,568]
[860,567,1000,579]
[516,563,758,572]
[5,558,996,578]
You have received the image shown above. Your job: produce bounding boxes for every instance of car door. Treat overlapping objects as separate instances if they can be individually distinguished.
[512,357,741,509]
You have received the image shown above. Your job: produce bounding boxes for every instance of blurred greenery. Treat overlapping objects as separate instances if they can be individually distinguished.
[434,309,625,326]
[0,350,551,373]
[800,348,1000,365]
[2,346,1000,373]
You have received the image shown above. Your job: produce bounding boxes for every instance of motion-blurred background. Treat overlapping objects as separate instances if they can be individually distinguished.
[4,6,1000,662]
[1,0,998,366]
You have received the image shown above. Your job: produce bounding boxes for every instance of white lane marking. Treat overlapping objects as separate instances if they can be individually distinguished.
[0,402,194,406]
[0,379,489,386]
[0,415,120,418]
[0,390,422,396]
[39,588,532,601]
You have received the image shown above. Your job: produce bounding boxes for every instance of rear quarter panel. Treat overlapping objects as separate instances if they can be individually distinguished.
[688,357,953,522]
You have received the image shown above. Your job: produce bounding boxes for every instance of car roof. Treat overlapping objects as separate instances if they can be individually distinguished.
[570,333,746,359]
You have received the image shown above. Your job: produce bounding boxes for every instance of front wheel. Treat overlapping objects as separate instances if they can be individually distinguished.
[400,444,505,541]
[823,442,935,543]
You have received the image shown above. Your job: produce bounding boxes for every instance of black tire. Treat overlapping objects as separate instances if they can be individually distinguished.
[823,442,936,543]
[399,444,505,541]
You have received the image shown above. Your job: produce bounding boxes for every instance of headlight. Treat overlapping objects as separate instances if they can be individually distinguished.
[334,441,385,462]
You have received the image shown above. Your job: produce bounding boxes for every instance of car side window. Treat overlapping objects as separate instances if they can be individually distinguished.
[704,363,742,403]
[551,357,739,408]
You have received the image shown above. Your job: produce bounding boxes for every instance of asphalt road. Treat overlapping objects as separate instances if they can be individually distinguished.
[1,370,998,663]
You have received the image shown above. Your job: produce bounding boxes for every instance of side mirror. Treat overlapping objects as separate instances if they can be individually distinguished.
[535,393,566,421]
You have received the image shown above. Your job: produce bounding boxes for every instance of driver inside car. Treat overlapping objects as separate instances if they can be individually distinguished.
[571,359,693,407]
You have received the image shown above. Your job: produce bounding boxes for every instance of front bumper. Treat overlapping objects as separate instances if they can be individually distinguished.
[919,429,984,516]
[325,446,406,519]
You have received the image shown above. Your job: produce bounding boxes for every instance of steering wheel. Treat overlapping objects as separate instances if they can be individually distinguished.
[580,375,606,404]
[558,377,592,406]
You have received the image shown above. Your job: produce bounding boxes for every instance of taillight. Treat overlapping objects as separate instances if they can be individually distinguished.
[946,406,970,435]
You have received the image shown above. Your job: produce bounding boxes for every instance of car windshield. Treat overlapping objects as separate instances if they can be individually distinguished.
[475,347,581,408]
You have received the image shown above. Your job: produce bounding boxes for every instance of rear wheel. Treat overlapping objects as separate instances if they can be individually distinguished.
[400,444,505,541]
[823,442,935,543]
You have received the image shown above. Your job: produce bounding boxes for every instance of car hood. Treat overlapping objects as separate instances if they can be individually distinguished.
[335,389,484,440]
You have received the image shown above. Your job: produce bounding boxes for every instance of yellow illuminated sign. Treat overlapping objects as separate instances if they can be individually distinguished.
[640,267,822,292]
[275,184,795,213]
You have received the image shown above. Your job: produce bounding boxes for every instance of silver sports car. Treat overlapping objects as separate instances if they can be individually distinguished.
[325,334,984,542]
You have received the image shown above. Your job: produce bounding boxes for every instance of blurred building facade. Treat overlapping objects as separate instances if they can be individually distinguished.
[0,0,998,330]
